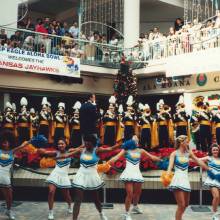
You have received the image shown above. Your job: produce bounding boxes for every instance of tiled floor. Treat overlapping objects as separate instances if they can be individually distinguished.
[0,202,214,220]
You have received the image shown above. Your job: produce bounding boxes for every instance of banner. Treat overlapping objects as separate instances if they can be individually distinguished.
[166,47,220,77]
[0,46,80,77]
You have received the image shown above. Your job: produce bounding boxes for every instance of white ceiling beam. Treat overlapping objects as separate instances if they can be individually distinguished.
[159,0,184,8]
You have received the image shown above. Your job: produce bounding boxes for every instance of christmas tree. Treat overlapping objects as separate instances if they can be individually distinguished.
[113,60,138,106]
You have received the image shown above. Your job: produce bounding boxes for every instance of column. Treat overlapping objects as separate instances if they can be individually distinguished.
[124,0,140,48]
[0,0,19,28]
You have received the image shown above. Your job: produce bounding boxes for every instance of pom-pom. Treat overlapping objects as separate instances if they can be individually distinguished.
[157,159,169,170]
[160,171,174,187]
[30,135,48,148]
[23,144,37,154]
[97,162,111,173]
[40,157,56,168]
[122,139,137,150]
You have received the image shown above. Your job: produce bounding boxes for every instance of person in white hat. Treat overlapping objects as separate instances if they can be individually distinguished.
[69,101,82,147]
[155,99,173,148]
[17,97,30,144]
[122,96,136,141]
[30,108,39,138]
[38,97,51,140]
[3,102,17,136]
[138,103,154,149]
[173,96,190,139]
[54,102,69,145]
[103,96,118,146]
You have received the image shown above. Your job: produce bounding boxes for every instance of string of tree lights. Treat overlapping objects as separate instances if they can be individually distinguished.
[80,0,124,41]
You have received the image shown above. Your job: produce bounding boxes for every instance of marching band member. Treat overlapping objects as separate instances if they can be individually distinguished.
[212,101,220,145]
[38,97,51,141]
[138,103,154,149]
[108,135,161,220]
[122,96,136,141]
[173,96,190,138]
[103,96,118,146]
[30,108,39,138]
[167,135,209,220]
[69,101,82,147]
[154,99,174,148]
[17,97,30,144]
[199,97,212,152]
[190,96,203,151]
[3,102,17,137]
[53,103,70,145]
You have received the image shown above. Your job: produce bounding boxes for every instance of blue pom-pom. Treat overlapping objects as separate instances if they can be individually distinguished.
[122,140,137,150]
[30,135,48,148]
[157,159,169,170]
[207,170,216,180]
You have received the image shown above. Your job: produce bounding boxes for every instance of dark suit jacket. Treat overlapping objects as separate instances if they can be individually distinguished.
[79,102,98,135]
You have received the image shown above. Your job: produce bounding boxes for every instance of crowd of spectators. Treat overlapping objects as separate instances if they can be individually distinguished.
[132,14,220,61]
[0,16,122,62]
[1,14,220,63]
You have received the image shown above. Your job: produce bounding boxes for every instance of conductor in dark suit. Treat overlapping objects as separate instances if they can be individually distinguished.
[80,94,98,142]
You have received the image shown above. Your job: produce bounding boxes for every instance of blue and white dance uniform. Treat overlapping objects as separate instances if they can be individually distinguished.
[169,150,191,192]
[119,149,144,183]
[204,157,220,189]
[72,148,104,190]
[46,152,72,188]
[0,150,14,187]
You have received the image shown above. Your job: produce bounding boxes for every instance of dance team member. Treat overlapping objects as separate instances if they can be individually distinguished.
[167,135,209,220]
[108,135,161,220]
[38,138,82,220]
[71,134,120,220]
[201,143,220,220]
[0,130,30,220]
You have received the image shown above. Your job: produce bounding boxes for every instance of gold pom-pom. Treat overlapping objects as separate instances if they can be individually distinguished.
[160,171,174,187]
[97,162,111,173]
[23,144,37,154]
[40,157,56,168]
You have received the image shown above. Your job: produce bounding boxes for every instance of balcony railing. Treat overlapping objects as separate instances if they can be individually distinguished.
[126,26,220,63]
[1,25,220,70]
[0,26,123,69]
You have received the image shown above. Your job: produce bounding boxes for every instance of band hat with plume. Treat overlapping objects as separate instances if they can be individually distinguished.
[5,102,13,110]
[58,102,65,110]
[109,95,116,105]
[73,101,81,110]
[144,104,150,110]
[41,97,48,106]
[126,95,134,106]
[118,104,124,114]
[138,103,144,111]
[157,99,164,111]
[20,97,28,106]
[30,108,35,114]
[12,103,16,111]
[176,95,184,106]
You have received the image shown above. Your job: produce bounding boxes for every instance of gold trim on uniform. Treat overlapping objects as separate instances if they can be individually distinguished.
[105,122,117,126]
[124,121,135,126]
[18,122,29,128]
[200,120,211,126]
[3,123,14,128]
[56,123,65,128]
[40,120,49,126]
[159,121,168,126]
[175,122,188,127]
[72,125,80,130]
[141,124,151,129]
